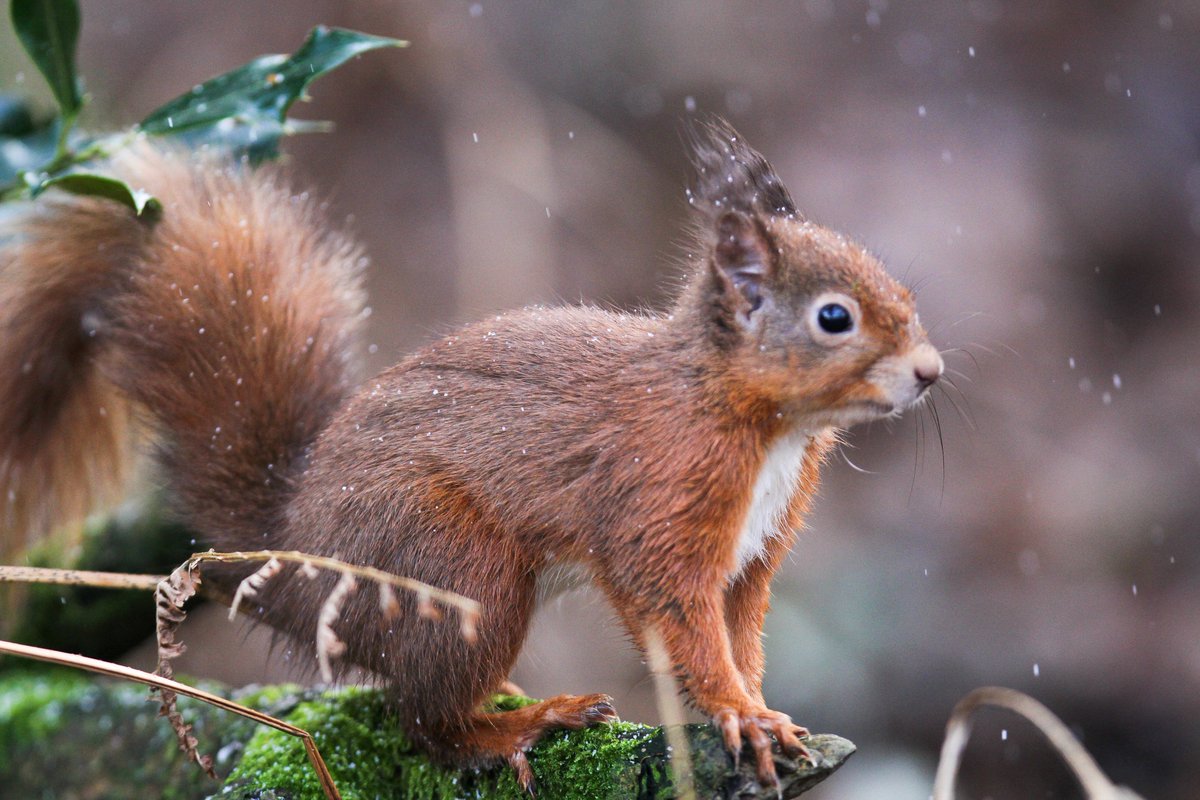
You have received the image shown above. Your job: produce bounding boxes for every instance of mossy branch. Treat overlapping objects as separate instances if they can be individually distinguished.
[0,674,854,799]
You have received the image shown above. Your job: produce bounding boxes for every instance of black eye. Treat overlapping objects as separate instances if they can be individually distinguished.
[817,303,853,334]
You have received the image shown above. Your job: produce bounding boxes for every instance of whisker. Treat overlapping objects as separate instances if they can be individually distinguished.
[935,380,977,431]
[909,397,926,503]
[961,340,1017,359]
[945,367,976,385]
[839,445,877,475]
[941,311,988,331]
[941,347,983,376]
[926,310,986,337]
[909,274,934,294]
[928,395,947,502]
[938,369,972,399]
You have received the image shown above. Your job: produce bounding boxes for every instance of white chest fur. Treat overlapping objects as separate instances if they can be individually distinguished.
[732,427,811,576]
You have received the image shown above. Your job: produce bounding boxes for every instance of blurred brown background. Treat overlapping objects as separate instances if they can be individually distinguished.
[4,2,1199,798]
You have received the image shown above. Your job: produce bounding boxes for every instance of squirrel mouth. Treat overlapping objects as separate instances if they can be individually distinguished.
[817,399,897,428]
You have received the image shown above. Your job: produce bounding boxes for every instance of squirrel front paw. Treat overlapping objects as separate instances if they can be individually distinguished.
[713,706,812,790]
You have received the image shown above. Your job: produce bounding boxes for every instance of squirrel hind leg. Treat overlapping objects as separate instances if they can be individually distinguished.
[448,694,619,794]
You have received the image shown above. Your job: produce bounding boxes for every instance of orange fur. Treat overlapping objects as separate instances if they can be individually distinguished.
[0,124,939,788]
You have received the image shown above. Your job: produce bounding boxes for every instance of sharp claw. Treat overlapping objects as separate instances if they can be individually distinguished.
[755,753,779,790]
[777,724,816,762]
[776,728,798,752]
[585,700,618,723]
[509,750,536,797]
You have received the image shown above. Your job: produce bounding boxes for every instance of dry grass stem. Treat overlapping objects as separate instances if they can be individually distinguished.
[0,638,343,800]
[0,564,163,590]
[932,686,1144,800]
[645,625,696,800]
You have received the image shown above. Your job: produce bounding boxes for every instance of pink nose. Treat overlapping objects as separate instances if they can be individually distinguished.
[912,344,943,389]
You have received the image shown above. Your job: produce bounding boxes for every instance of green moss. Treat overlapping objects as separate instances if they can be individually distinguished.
[226,688,662,800]
[0,670,92,773]
[0,672,287,799]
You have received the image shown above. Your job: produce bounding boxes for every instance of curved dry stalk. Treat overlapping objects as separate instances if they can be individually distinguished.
[0,638,342,800]
[0,565,163,590]
[645,625,696,800]
[932,686,1144,800]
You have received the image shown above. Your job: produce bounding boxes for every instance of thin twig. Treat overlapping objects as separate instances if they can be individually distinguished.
[932,686,1144,800]
[0,638,342,800]
[645,626,696,800]
[0,565,163,591]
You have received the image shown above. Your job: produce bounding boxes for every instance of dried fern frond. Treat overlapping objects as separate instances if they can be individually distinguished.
[316,570,357,682]
[228,557,283,620]
[151,549,482,774]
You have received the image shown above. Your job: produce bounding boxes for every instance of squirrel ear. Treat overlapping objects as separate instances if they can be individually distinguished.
[712,210,772,316]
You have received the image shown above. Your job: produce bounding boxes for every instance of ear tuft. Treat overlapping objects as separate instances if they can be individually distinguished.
[686,117,797,219]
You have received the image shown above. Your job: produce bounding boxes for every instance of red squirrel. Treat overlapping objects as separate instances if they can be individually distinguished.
[0,120,941,791]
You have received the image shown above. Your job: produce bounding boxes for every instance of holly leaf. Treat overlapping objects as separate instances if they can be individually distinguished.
[138,26,406,156]
[10,0,82,118]
[35,171,160,217]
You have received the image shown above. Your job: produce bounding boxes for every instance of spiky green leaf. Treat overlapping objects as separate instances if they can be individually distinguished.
[138,26,405,155]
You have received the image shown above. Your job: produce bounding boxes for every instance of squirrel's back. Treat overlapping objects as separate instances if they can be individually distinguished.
[0,145,367,557]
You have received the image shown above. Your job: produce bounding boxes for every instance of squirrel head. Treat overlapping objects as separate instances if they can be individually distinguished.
[681,119,942,429]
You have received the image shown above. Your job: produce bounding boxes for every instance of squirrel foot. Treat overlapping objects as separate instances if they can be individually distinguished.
[714,706,811,790]
[467,693,618,796]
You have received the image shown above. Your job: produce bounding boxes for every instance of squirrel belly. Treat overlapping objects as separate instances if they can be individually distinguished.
[0,121,941,788]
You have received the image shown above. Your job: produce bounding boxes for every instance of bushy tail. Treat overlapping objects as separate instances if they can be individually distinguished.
[0,145,366,561]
